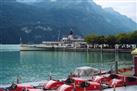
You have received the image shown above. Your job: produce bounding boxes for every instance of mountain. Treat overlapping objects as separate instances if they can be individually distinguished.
[0,0,136,44]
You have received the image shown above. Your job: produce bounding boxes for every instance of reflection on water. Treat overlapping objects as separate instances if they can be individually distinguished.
[0,45,133,84]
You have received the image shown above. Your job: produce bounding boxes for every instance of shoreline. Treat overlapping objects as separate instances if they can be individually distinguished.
[0,44,134,53]
[20,47,133,53]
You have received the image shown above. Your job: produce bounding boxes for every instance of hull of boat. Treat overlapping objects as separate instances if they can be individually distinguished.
[20,45,85,51]
[20,45,132,52]
[20,45,55,51]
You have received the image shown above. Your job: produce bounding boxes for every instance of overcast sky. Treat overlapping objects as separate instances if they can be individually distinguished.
[93,0,137,23]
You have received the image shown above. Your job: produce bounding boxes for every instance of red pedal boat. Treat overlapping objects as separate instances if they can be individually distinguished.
[0,84,34,91]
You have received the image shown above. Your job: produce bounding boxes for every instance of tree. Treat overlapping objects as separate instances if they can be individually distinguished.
[84,30,137,48]
[85,34,98,44]
[116,33,130,44]
[96,36,106,44]
[129,30,137,44]
[106,35,116,48]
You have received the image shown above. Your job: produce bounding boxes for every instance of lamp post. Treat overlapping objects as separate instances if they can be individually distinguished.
[131,48,137,76]
[115,44,119,74]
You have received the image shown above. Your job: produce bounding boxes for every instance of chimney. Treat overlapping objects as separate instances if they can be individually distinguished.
[70,31,73,35]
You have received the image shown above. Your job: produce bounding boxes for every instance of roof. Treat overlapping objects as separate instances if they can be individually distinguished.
[131,48,137,55]
[73,66,99,77]
[76,66,98,71]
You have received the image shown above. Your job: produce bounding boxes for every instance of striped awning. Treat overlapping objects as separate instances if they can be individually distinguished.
[131,48,137,55]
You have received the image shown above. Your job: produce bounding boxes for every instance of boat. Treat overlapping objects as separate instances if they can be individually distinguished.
[43,66,100,90]
[20,44,59,51]
[20,31,87,51]
[43,74,137,91]
[93,74,137,87]
[43,66,137,90]
[0,83,34,91]
[1,66,137,91]
[57,81,101,91]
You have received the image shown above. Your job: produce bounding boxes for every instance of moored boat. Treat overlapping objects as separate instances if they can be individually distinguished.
[43,66,100,90]
[20,31,86,51]
[0,84,34,91]
[57,81,101,91]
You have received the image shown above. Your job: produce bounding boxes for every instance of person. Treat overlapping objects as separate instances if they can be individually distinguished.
[9,82,17,90]
[17,76,21,84]
[65,75,74,85]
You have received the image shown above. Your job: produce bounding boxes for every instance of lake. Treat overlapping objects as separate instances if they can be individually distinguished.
[0,45,133,84]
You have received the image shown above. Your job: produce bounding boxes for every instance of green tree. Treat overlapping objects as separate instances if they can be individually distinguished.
[96,36,106,44]
[106,35,116,48]
[84,30,137,47]
[129,30,137,44]
[116,33,130,44]
[85,34,98,44]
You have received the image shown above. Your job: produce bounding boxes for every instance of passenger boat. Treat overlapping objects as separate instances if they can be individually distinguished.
[20,31,86,51]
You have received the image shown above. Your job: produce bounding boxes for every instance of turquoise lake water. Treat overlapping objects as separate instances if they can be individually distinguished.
[0,45,133,84]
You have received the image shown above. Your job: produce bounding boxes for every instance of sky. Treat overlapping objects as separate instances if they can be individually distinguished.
[93,0,137,23]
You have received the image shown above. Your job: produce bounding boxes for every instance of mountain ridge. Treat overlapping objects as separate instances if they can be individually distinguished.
[0,0,136,44]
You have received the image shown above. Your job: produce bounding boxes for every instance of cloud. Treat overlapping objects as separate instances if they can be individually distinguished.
[93,0,137,23]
